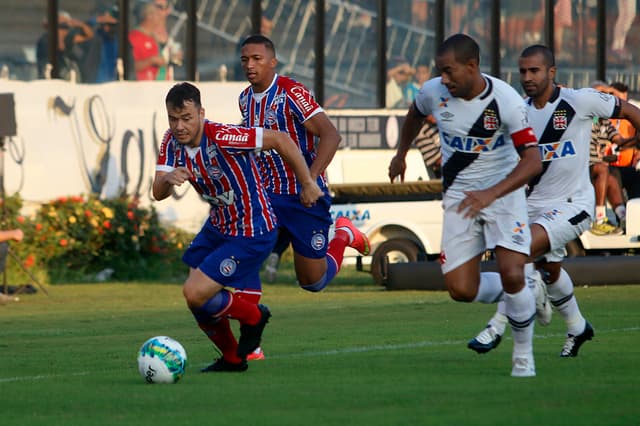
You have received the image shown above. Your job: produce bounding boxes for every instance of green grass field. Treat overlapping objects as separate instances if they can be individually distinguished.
[1,269,639,426]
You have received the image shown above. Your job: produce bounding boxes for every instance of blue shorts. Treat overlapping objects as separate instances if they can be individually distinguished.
[182,220,277,291]
[270,192,333,259]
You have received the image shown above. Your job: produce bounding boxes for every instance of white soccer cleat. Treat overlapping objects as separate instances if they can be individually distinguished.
[511,352,536,377]
[529,270,552,326]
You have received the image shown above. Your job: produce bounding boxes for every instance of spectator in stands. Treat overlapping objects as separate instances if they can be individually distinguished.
[386,57,416,108]
[151,0,183,79]
[610,0,636,62]
[80,3,122,83]
[589,81,626,234]
[607,81,640,200]
[405,63,431,103]
[412,114,441,180]
[36,11,94,81]
[129,1,168,80]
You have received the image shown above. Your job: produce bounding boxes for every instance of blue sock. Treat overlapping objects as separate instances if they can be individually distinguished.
[190,290,231,323]
[299,257,339,292]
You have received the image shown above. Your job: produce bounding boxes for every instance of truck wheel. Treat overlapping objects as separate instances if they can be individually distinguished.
[565,238,585,257]
[371,239,420,285]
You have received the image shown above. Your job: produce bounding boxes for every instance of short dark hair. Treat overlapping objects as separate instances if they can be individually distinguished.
[165,82,202,109]
[240,34,276,56]
[437,33,480,65]
[520,45,555,68]
[610,81,629,93]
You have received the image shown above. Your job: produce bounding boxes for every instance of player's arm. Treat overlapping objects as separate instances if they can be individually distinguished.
[152,167,193,201]
[303,112,341,181]
[263,129,323,207]
[389,102,426,183]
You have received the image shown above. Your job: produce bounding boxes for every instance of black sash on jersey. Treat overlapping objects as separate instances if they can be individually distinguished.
[442,98,500,193]
[526,92,576,196]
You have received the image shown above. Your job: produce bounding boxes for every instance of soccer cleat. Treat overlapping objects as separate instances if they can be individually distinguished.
[468,325,502,354]
[560,321,594,357]
[530,271,552,326]
[200,358,248,373]
[511,353,536,377]
[263,253,280,283]
[246,346,265,361]
[590,220,623,236]
[237,304,272,358]
[335,217,370,255]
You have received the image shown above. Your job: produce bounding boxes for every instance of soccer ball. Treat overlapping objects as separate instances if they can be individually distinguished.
[137,336,187,384]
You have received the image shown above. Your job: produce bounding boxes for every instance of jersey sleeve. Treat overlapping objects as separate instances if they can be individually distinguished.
[578,88,619,120]
[156,129,177,172]
[413,78,438,117]
[203,121,260,152]
[286,81,323,123]
[500,88,538,149]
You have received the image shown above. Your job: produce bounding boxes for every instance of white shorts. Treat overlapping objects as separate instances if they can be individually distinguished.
[529,199,593,263]
[440,188,531,274]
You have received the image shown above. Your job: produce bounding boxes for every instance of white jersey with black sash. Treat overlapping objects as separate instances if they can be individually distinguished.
[414,74,536,195]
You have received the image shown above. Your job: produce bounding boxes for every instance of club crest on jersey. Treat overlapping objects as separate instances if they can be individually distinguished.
[538,140,576,162]
[483,109,499,130]
[553,110,568,130]
[265,108,278,125]
[310,232,326,251]
[207,165,223,180]
[439,97,449,108]
[219,258,238,277]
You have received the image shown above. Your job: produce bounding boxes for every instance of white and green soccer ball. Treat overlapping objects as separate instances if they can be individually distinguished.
[137,336,187,384]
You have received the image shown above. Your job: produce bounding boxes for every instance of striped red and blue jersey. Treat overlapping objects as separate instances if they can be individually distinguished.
[156,120,277,237]
[239,74,328,195]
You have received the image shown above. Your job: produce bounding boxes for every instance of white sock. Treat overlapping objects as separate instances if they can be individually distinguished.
[595,206,606,224]
[504,285,535,357]
[547,268,585,336]
[488,303,508,336]
[473,272,504,303]
[614,205,626,222]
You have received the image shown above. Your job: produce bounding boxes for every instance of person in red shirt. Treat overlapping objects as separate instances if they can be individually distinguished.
[128,1,168,80]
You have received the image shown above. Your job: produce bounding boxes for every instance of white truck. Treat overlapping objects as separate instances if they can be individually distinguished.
[326,149,444,285]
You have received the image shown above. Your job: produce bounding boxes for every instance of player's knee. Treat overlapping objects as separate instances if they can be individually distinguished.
[498,268,525,293]
[445,280,475,302]
[182,278,211,308]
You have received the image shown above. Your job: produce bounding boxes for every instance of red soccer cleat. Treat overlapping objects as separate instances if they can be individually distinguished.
[335,217,370,255]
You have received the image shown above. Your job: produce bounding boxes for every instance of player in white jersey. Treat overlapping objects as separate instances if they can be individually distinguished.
[388,34,542,377]
[468,45,640,358]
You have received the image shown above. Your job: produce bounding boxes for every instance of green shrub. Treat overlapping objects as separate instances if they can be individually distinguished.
[1,193,193,284]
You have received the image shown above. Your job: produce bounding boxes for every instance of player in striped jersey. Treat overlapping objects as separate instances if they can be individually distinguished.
[468,45,640,359]
[238,35,370,292]
[154,82,323,372]
[389,34,542,377]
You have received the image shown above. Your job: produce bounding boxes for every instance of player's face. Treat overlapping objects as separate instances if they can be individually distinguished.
[240,42,277,92]
[519,54,555,98]
[435,50,474,99]
[166,100,204,148]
